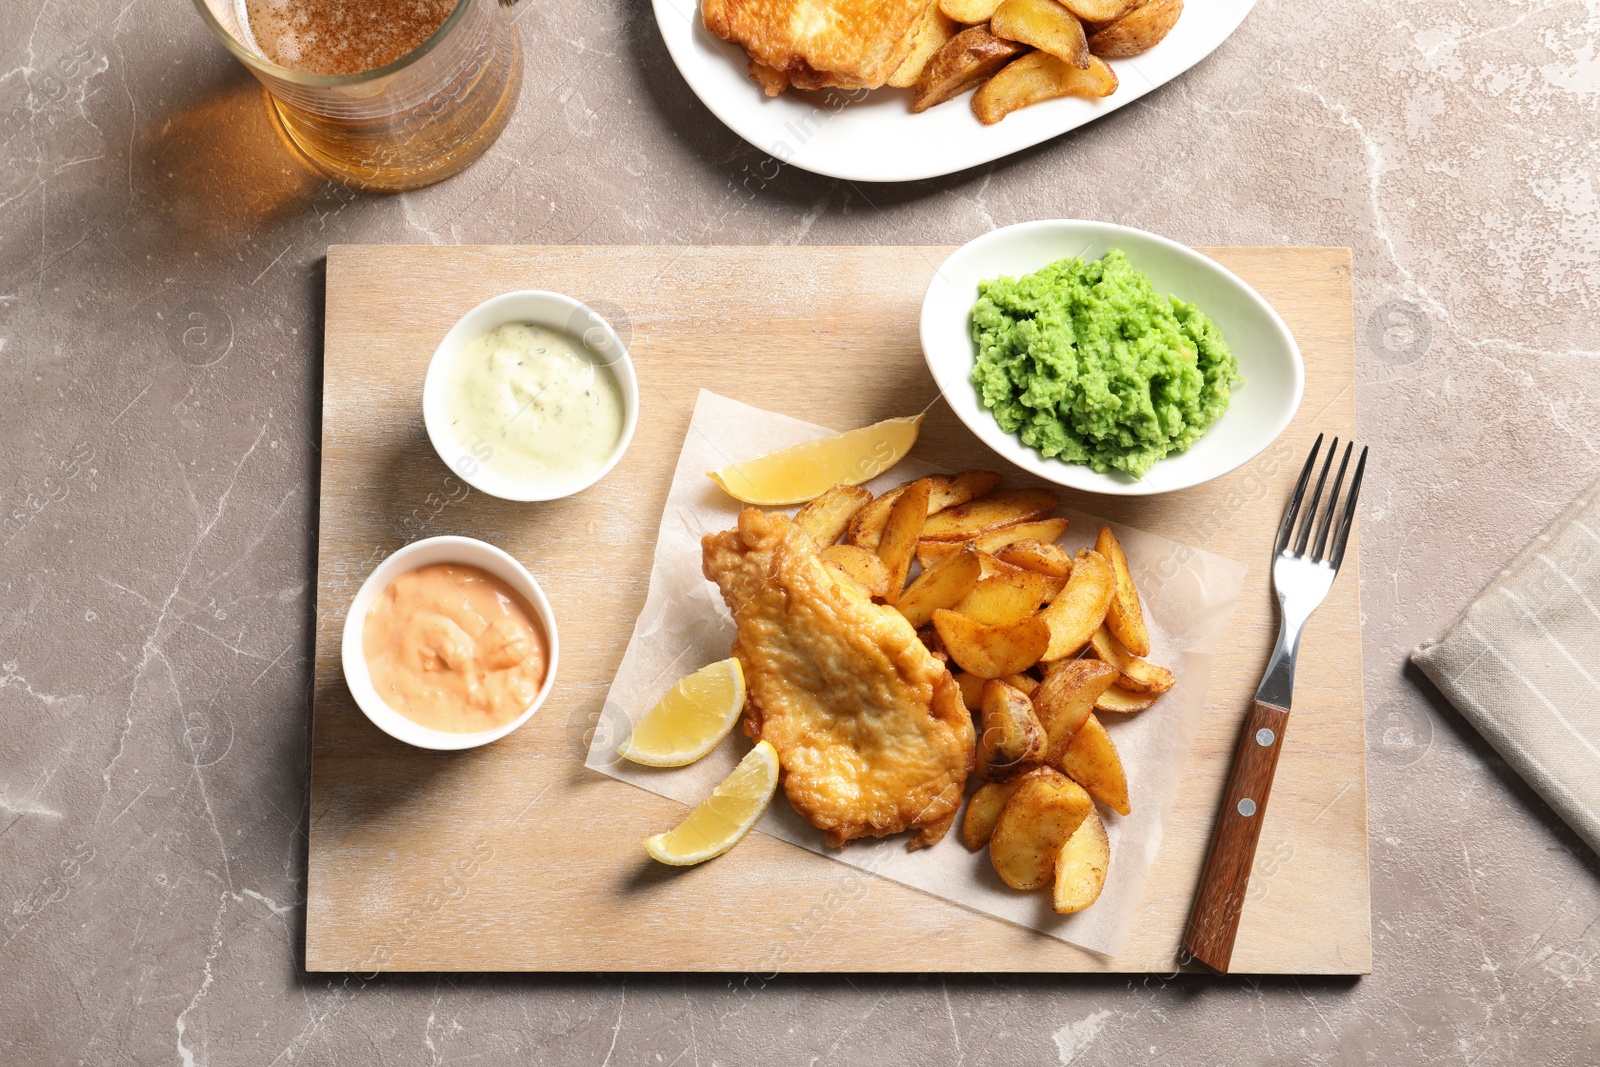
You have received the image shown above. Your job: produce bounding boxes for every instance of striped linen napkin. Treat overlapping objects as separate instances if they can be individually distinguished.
[1412,480,1600,856]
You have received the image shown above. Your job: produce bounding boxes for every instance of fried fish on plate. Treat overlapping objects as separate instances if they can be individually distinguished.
[703,0,935,94]
[703,508,974,848]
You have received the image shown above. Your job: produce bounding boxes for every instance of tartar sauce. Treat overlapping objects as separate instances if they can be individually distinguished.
[446,323,625,484]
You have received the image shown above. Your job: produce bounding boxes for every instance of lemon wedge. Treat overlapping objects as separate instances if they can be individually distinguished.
[617,658,746,767]
[644,741,780,866]
[707,414,924,506]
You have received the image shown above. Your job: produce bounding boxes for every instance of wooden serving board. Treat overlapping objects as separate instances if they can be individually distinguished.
[307,245,1368,974]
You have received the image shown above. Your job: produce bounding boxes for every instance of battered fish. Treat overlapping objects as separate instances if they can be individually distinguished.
[703,0,934,95]
[703,508,974,848]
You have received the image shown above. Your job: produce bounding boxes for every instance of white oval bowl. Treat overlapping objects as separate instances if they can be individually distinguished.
[341,535,559,751]
[423,290,639,502]
[921,220,1305,497]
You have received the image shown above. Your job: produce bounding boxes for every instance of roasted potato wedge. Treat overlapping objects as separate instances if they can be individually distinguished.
[820,544,892,598]
[1056,712,1130,814]
[936,470,1004,511]
[1095,684,1158,713]
[932,608,1050,678]
[913,25,1028,113]
[1033,658,1119,759]
[921,487,1059,541]
[916,517,1070,567]
[1052,806,1110,913]
[973,52,1118,125]
[976,679,1048,779]
[1088,0,1182,57]
[1088,624,1175,694]
[1058,0,1139,21]
[990,0,1090,68]
[962,778,1026,850]
[897,543,983,628]
[889,5,961,88]
[993,537,1075,579]
[796,485,873,547]
[1038,548,1116,661]
[954,669,987,710]
[939,0,1004,23]
[848,471,999,550]
[954,566,1058,626]
[989,767,1093,890]
[877,478,933,604]
[1095,526,1150,656]
[1001,671,1039,695]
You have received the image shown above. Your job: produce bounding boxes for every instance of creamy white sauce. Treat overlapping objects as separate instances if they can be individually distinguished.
[445,323,626,485]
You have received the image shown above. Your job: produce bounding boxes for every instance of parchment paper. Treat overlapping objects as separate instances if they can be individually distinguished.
[586,390,1247,957]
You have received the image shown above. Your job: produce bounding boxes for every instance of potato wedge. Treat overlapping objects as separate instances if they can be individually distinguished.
[877,478,932,604]
[889,5,960,88]
[1096,684,1157,713]
[1088,624,1175,694]
[1001,671,1039,696]
[916,517,1070,567]
[820,544,892,598]
[954,567,1056,626]
[962,778,1026,850]
[932,608,1050,678]
[1058,0,1139,21]
[939,0,1004,24]
[897,543,983,628]
[993,537,1075,579]
[954,670,987,710]
[848,471,999,550]
[976,679,1048,780]
[973,52,1118,125]
[1038,548,1115,660]
[989,767,1093,890]
[1052,806,1109,913]
[921,487,1059,541]
[1033,658,1119,759]
[990,0,1090,68]
[1055,712,1130,815]
[1088,0,1182,57]
[796,485,873,547]
[913,25,1028,113]
[1095,526,1149,656]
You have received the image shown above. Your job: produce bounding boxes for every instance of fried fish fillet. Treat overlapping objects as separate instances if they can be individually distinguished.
[703,508,974,848]
[703,0,935,94]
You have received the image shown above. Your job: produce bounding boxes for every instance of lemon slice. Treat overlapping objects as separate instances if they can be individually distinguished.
[644,741,780,866]
[708,415,924,506]
[617,658,746,767]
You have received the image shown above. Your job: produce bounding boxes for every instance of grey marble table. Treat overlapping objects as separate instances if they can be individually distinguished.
[4,0,1599,1062]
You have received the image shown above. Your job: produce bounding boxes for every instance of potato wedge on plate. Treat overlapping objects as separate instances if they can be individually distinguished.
[913,27,1030,113]
[993,537,1075,579]
[954,565,1057,626]
[976,679,1048,779]
[939,0,1005,23]
[897,543,982,628]
[1088,624,1175,694]
[917,517,1069,567]
[1095,684,1158,713]
[1053,806,1110,913]
[932,608,1050,678]
[848,470,999,550]
[1033,658,1119,759]
[1057,0,1139,20]
[990,0,1091,68]
[973,52,1118,125]
[796,485,872,547]
[1038,548,1116,660]
[963,778,1026,850]
[877,478,932,604]
[921,487,1059,541]
[1088,0,1183,57]
[1056,712,1130,815]
[989,767,1093,890]
[820,544,891,598]
[889,5,960,88]
[1095,525,1149,656]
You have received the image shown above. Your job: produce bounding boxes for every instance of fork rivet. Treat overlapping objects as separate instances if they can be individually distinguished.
[1255,728,1275,747]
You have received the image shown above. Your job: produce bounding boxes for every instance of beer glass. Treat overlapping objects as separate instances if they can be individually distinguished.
[192,0,522,192]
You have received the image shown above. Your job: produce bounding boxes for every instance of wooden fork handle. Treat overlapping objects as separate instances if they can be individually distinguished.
[1181,699,1291,973]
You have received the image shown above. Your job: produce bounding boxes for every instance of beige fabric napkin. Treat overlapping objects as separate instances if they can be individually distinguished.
[1412,479,1600,856]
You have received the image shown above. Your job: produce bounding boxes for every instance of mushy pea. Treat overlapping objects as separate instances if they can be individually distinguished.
[970,249,1241,479]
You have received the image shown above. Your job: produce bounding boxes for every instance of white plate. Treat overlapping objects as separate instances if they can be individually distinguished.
[652,0,1257,182]
[920,219,1304,496]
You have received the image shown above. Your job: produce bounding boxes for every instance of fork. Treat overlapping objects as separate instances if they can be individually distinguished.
[1182,434,1368,973]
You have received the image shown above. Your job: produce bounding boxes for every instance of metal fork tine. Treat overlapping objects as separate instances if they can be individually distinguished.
[1311,441,1353,562]
[1274,433,1323,556]
[1329,445,1368,571]
[1293,437,1338,557]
